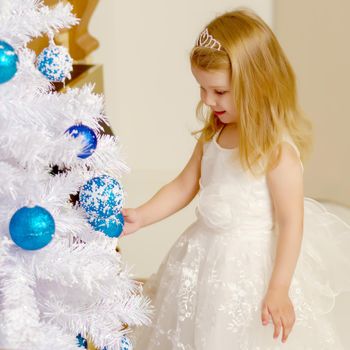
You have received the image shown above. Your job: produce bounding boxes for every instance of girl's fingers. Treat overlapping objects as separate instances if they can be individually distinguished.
[122,209,133,222]
[120,229,128,238]
[281,315,294,343]
[261,304,270,325]
[123,222,130,232]
[271,312,282,339]
[281,321,289,343]
[122,209,136,222]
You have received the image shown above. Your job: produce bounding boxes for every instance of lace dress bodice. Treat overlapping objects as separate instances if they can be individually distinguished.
[196,130,300,236]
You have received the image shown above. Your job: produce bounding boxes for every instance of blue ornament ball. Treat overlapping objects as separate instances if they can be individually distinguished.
[76,333,87,349]
[65,124,98,159]
[100,334,132,350]
[36,44,72,82]
[0,41,19,84]
[88,212,124,238]
[79,175,124,219]
[119,335,133,350]
[9,206,55,250]
[76,333,88,349]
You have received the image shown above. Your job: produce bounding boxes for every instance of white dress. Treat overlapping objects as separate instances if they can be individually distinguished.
[133,130,350,349]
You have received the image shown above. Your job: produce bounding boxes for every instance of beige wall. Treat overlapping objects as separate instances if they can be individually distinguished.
[275,0,350,206]
[90,0,350,279]
[91,1,273,279]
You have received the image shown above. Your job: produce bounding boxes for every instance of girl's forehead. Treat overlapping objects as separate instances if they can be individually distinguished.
[191,65,230,87]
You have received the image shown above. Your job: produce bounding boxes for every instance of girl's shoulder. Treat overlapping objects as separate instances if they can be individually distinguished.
[264,131,303,176]
[281,132,301,158]
[278,132,304,172]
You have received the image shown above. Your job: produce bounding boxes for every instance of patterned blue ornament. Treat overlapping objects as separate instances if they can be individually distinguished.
[88,212,124,238]
[36,44,72,82]
[119,335,133,350]
[76,333,88,348]
[99,335,132,350]
[9,206,55,250]
[65,124,98,159]
[0,41,19,84]
[79,175,124,219]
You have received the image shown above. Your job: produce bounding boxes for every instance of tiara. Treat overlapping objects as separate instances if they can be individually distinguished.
[196,28,222,51]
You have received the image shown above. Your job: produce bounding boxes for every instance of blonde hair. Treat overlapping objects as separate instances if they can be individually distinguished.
[190,8,313,176]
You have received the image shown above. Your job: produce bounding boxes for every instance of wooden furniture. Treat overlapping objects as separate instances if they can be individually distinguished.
[68,0,100,60]
[28,0,112,135]
[29,0,100,60]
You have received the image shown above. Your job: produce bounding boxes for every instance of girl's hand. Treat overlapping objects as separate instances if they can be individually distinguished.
[120,208,142,237]
[261,287,296,343]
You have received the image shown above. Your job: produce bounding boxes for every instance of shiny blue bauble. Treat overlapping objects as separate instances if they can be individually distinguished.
[36,44,72,82]
[88,212,124,238]
[0,41,19,84]
[76,333,87,348]
[79,175,124,219]
[9,206,55,250]
[119,335,133,350]
[65,124,97,159]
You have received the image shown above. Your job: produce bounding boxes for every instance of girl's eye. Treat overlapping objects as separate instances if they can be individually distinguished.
[215,90,226,95]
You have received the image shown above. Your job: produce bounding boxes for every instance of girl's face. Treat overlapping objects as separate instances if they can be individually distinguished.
[191,65,238,124]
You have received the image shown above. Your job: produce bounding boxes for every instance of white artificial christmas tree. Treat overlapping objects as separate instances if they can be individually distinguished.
[0,1,152,349]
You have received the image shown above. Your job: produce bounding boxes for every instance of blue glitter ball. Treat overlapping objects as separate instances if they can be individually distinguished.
[0,41,19,84]
[9,206,55,250]
[36,44,72,82]
[119,335,133,350]
[76,333,88,348]
[88,212,124,238]
[80,175,124,219]
[65,124,98,159]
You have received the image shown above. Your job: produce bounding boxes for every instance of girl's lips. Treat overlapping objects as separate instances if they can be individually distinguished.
[214,111,226,116]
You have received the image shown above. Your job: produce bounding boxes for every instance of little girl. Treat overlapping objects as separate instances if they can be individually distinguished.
[121,9,350,349]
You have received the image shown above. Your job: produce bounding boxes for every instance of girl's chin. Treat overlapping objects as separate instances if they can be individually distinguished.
[217,115,236,123]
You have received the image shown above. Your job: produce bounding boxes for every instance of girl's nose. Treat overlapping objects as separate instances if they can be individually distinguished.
[202,93,216,108]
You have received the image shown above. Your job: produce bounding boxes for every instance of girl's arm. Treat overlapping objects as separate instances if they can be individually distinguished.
[261,142,304,343]
[122,140,203,234]
[267,142,304,290]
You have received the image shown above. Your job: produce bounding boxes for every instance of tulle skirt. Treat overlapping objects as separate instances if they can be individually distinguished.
[132,198,350,349]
